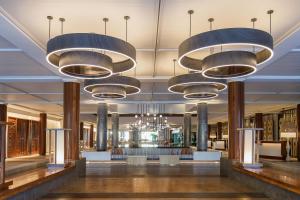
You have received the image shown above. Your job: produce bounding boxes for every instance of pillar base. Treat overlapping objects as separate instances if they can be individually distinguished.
[81,151,111,161]
[242,163,263,169]
[193,151,221,161]
[0,180,13,191]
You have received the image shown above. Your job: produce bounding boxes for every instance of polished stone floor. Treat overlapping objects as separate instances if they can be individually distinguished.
[42,161,269,199]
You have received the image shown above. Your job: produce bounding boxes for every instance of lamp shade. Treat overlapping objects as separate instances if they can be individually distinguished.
[281,131,297,138]
[281,120,297,138]
[222,134,229,139]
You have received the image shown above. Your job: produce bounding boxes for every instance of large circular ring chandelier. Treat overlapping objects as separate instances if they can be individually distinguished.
[178,28,273,79]
[168,73,227,100]
[46,33,136,79]
[84,75,141,99]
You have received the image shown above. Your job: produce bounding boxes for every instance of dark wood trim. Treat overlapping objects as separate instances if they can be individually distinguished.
[208,125,211,139]
[233,165,300,195]
[63,82,80,161]
[216,122,222,139]
[260,141,285,143]
[0,104,7,187]
[254,113,264,140]
[259,155,285,160]
[297,104,300,161]
[0,165,75,198]
[89,124,94,148]
[228,81,244,160]
[39,113,47,156]
[79,122,84,141]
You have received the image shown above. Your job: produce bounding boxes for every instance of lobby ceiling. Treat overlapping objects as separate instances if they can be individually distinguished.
[0,0,300,123]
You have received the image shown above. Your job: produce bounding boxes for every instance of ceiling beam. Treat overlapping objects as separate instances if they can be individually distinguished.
[247,21,300,74]
[0,7,70,78]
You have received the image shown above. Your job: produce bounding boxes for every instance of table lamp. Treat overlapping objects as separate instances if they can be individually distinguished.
[281,120,297,161]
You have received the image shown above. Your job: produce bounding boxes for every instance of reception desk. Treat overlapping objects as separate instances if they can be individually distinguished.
[259,141,287,160]
[159,155,180,165]
[214,140,226,150]
[127,156,147,166]
[111,147,193,160]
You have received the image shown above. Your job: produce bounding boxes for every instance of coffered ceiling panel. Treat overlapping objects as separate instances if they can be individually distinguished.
[0,51,56,76]
[6,82,63,93]
[0,35,17,48]
[0,0,158,48]
[0,94,44,103]
[15,103,63,115]
[256,52,300,75]
[0,83,23,93]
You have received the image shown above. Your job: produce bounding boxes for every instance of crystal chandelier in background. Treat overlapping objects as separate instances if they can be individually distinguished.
[130,104,169,132]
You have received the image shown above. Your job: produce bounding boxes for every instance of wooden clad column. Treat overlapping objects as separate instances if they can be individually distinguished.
[79,122,84,141]
[297,105,300,161]
[217,122,222,139]
[228,81,244,160]
[273,113,279,141]
[255,113,264,140]
[89,124,94,148]
[39,113,47,155]
[0,104,7,187]
[64,82,80,160]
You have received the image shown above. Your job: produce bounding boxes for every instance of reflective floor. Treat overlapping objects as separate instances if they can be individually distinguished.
[42,162,269,199]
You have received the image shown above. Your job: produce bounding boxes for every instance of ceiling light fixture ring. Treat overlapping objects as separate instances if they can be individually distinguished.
[184,92,218,100]
[178,28,273,72]
[84,75,141,97]
[46,33,137,78]
[168,73,227,94]
[201,51,257,79]
[91,85,126,99]
[58,51,113,79]
[183,85,219,100]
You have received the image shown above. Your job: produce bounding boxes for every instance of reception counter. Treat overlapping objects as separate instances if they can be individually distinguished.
[259,141,287,160]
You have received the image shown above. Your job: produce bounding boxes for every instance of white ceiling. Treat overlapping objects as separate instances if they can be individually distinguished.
[0,0,299,124]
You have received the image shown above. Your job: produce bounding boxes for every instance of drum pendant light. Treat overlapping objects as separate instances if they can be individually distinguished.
[46,16,136,79]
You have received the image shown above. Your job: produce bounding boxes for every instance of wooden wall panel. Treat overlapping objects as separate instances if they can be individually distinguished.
[7,117,40,158]
[0,104,7,185]
[17,119,29,156]
[31,121,40,154]
[297,105,300,161]
[255,113,263,140]
[7,117,17,158]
